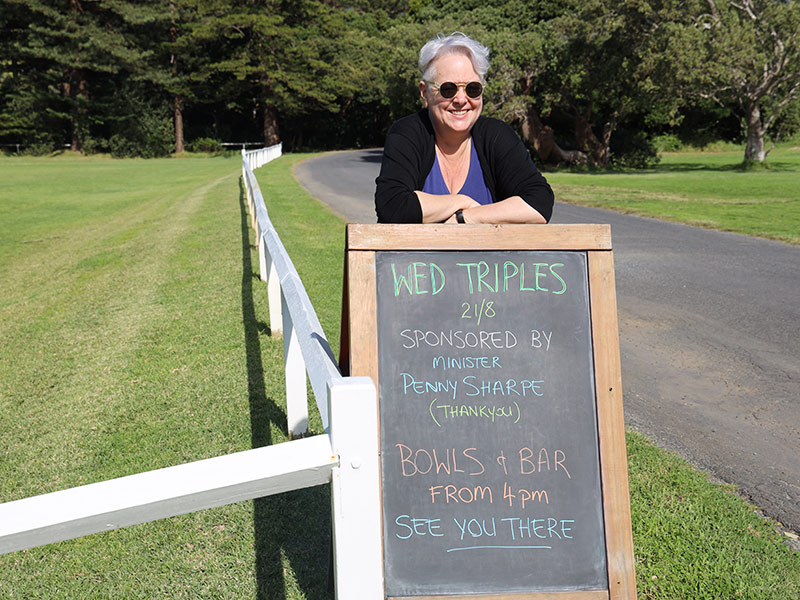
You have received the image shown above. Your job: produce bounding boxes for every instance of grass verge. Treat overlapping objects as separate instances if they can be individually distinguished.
[546,144,800,245]
[0,153,798,598]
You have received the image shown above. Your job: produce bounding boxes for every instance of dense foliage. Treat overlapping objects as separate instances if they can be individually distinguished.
[1,0,798,164]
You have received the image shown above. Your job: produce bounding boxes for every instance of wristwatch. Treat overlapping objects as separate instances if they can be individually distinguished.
[455,209,465,224]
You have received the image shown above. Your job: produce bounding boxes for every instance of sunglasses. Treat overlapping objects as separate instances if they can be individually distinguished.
[426,81,484,99]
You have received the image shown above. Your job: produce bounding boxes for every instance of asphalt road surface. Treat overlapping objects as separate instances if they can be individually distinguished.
[294,149,800,534]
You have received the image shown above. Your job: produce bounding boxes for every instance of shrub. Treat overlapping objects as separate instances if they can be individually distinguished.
[187,137,224,153]
[652,134,684,152]
[109,110,173,158]
[21,141,57,156]
[611,129,660,169]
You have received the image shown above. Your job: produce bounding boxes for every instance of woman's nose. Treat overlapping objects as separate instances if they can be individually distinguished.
[452,87,468,103]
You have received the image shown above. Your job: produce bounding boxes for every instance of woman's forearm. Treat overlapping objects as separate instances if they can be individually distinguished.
[458,195,547,224]
[415,191,480,223]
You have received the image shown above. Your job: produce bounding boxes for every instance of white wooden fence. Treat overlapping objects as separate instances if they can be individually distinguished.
[0,144,384,599]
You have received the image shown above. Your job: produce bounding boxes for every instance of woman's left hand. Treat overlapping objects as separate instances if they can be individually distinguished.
[450,195,547,224]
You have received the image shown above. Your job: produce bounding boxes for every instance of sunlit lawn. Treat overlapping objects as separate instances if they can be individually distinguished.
[547,144,800,244]
[0,152,797,599]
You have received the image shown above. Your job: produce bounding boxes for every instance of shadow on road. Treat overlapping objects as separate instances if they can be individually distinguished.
[358,149,384,163]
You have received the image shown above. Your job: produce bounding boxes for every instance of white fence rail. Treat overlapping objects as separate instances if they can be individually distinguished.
[0,437,337,554]
[241,144,342,433]
[0,144,383,599]
[244,143,283,171]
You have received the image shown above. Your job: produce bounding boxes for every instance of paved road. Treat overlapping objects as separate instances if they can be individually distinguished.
[294,149,800,533]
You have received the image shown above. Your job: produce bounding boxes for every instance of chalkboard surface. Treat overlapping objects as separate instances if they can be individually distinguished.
[375,250,607,597]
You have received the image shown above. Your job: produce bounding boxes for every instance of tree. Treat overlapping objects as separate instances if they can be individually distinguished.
[507,0,700,167]
[159,0,221,154]
[190,0,362,146]
[0,1,51,149]
[168,1,188,153]
[406,0,695,167]
[6,0,163,152]
[699,0,800,162]
[2,0,176,154]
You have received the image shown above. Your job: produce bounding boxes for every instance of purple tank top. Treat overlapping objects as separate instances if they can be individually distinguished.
[422,140,492,205]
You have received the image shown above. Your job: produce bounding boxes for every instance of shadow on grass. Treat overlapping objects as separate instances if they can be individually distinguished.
[555,160,799,176]
[654,160,798,173]
[239,180,332,600]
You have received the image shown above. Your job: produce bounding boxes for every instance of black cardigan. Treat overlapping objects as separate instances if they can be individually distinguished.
[374,110,554,224]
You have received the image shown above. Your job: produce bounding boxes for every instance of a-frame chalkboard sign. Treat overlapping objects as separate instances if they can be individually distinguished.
[340,224,636,600]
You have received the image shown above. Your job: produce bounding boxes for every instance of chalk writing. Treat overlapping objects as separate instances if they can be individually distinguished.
[376,250,607,595]
[392,262,445,296]
[460,299,495,324]
[530,329,553,350]
[401,373,458,399]
[400,328,518,349]
[456,261,567,295]
[394,515,444,539]
[432,355,502,370]
[463,375,543,397]
[429,484,494,504]
[519,447,571,478]
[389,260,567,297]
[390,512,578,553]
[430,401,521,426]
[394,445,486,477]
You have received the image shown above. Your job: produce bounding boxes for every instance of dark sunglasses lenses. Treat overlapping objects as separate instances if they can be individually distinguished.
[438,81,483,99]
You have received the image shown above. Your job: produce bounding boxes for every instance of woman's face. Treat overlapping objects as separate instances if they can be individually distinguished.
[420,52,483,139]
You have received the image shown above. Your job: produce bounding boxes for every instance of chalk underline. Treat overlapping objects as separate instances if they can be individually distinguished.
[446,545,552,552]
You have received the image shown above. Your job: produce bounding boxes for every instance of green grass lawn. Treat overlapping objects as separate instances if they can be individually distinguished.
[0,153,337,599]
[0,152,798,599]
[547,144,800,245]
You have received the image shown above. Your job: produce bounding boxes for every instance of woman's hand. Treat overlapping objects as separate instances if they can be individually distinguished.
[457,195,547,224]
[415,191,480,223]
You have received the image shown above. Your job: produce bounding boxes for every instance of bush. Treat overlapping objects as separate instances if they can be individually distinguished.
[611,128,660,169]
[652,134,684,152]
[21,141,57,156]
[109,110,173,158]
[187,137,224,153]
[108,134,140,159]
[79,135,105,155]
[18,133,59,156]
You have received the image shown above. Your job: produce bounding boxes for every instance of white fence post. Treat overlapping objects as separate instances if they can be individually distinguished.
[251,190,257,231]
[258,234,268,282]
[328,376,383,599]
[266,251,283,336]
[282,289,309,436]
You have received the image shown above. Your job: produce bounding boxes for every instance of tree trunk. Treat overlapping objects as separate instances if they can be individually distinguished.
[574,112,615,168]
[519,79,586,165]
[574,114,593,155]
[64,69,87,153]
[744,101,766,162]
[597,119,615,167]
[169,7,184,155]
[174,94,185,154]
[263,104,280,146]
[69,97,80,153]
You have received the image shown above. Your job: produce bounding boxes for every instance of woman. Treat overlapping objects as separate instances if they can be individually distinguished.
[375,32,554,224]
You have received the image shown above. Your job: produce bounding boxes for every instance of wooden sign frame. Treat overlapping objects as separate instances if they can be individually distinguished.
[340,223,636,600]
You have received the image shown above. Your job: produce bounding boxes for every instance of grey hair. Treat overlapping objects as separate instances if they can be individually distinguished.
[418,32,490,83]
